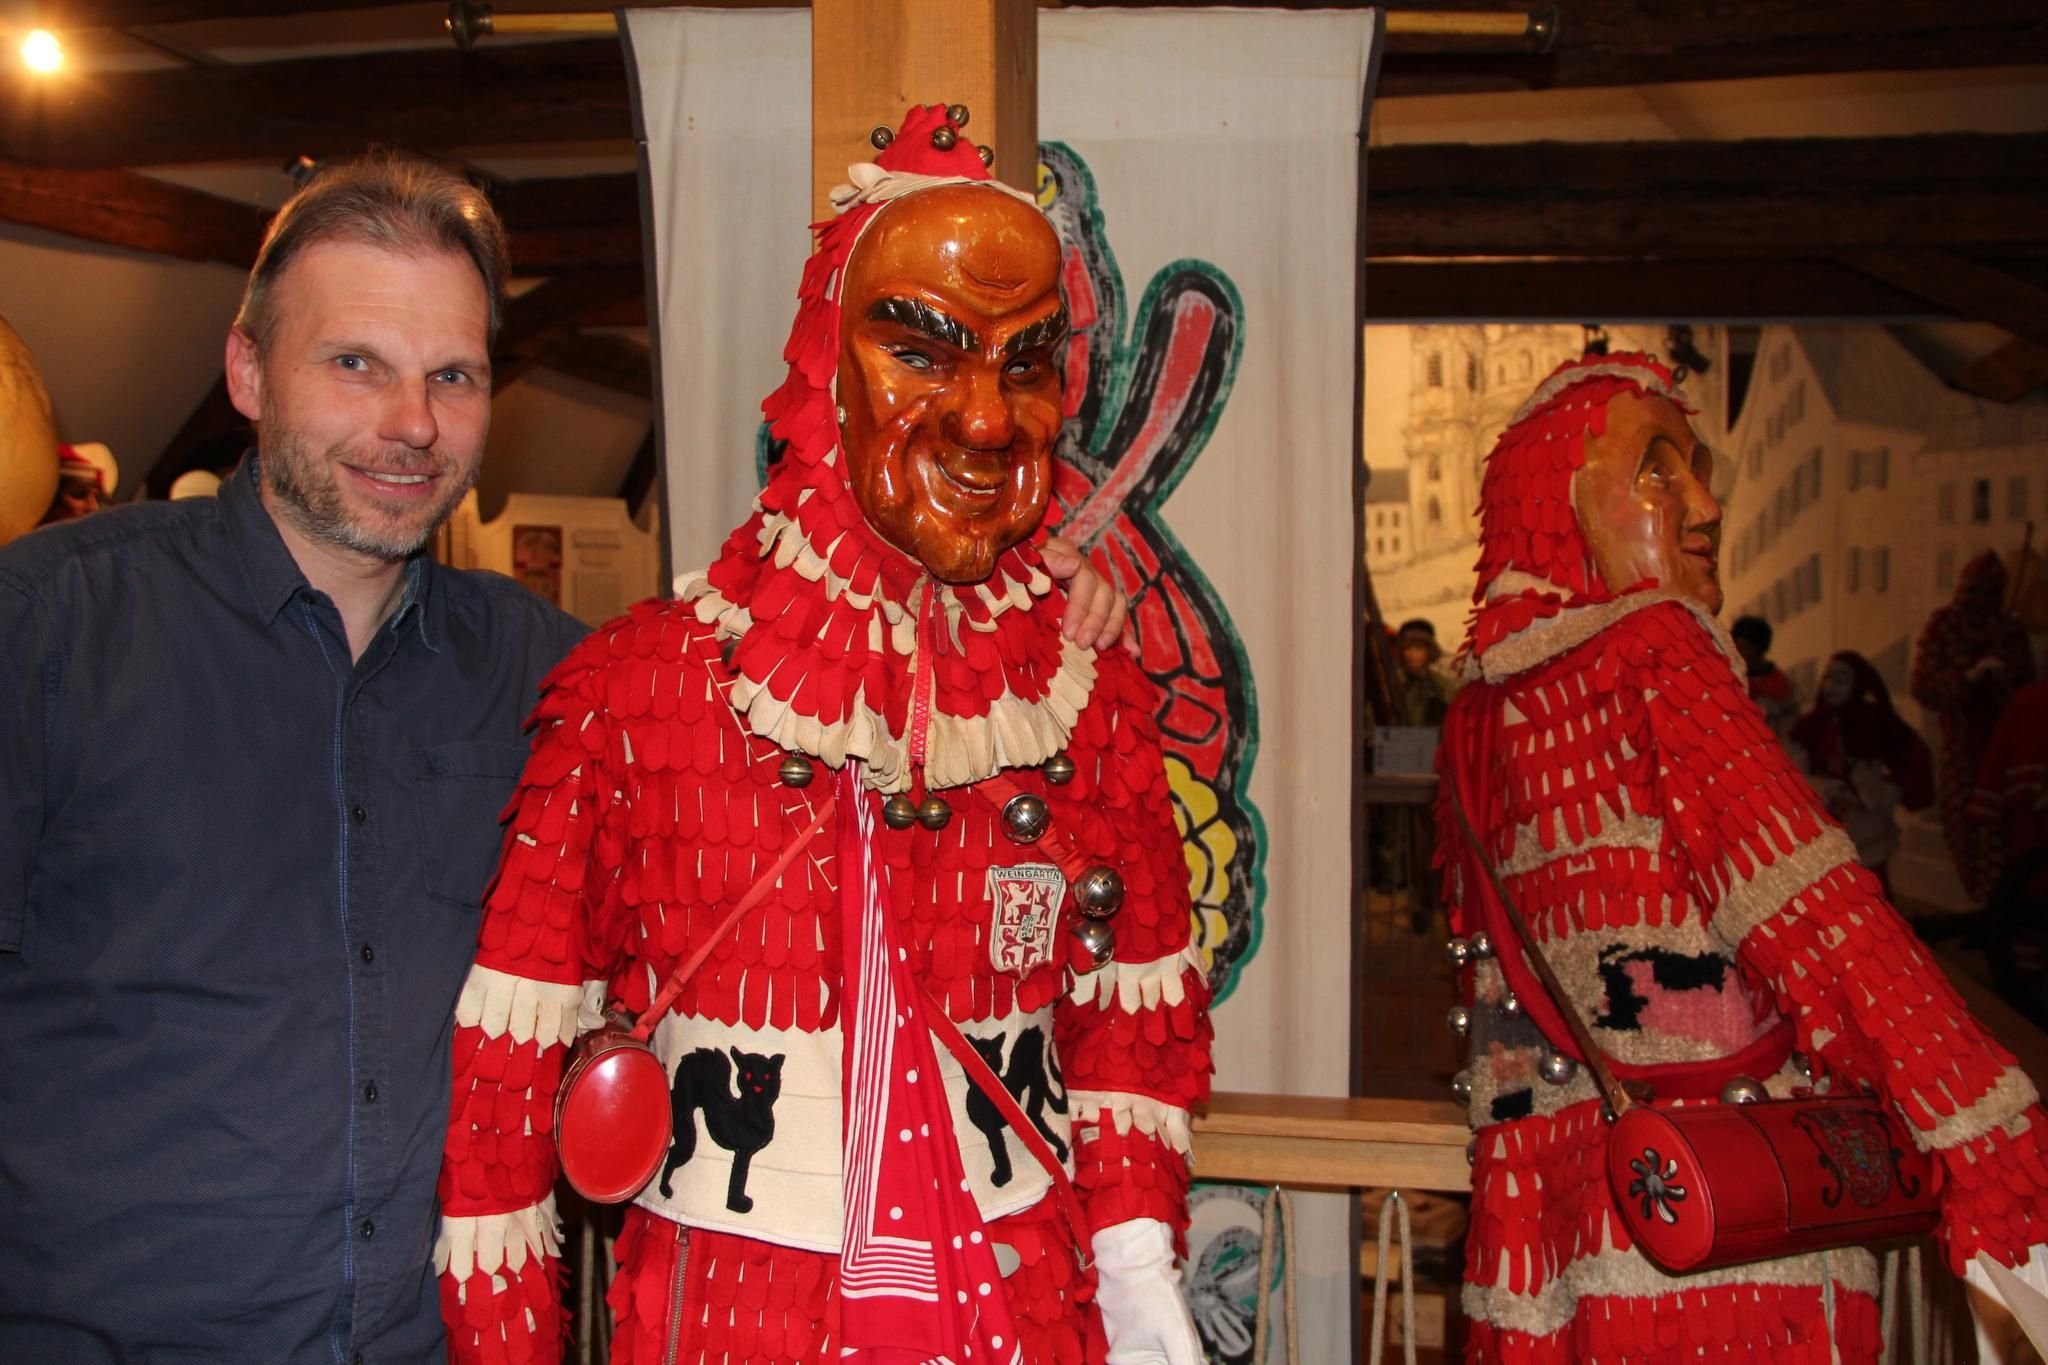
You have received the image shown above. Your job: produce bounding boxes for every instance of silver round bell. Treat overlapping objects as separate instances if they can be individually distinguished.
[1001,793,1050,843]
[1444,938,1473,969]
[1499,991,1522,1018]
[916,796,953,831]
[1719,1075,1768,1105]
[777,754,815,789]
[1537,1051,1577,1085]
[1071,917,1114,970]
[1469,930,1495,961]
[931,124,959,151]
[1446,1005,1471,1038]
[1074,866,1125,919]
[1042,752,1076,785]
[945,103,971,129]
[881,794,918,830]
[869,125,895,150]
[1450,1069,1473,1104]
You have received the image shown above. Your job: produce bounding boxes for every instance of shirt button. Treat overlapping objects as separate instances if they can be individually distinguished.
[360,1219,375,1240]
[364,1081,379,1103]
[351,805,367,825]
[360,943,374,964]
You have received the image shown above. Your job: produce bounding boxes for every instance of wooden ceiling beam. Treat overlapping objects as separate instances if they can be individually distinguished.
[1840,248,2048,349]
[7,134,2042,277]
[10,5,2048,170]
[0,41,631,169]
[1363,259,1956,323]
[0,161,268,265]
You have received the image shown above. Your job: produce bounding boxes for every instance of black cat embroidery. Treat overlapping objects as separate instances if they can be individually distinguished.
[658,1046,785,1214]
[966,1027,1068,1187]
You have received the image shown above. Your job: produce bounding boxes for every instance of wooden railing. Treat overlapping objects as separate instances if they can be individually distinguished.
[1192,1092,1470,1193]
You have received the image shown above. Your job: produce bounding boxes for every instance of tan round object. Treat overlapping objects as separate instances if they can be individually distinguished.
[0,315,59,545]
[169,469,223,501]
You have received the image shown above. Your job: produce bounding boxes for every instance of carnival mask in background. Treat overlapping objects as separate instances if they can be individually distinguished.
[1573,391,1725,615]
[835,183,1068,584]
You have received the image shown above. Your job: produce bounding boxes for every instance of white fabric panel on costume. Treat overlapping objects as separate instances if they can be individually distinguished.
[626,11,1380,1361]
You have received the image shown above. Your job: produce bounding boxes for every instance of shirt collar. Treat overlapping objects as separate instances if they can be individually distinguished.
[221,453,443,650]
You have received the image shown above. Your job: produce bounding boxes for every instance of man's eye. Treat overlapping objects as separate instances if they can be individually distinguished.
[433,369,469,385]
[336,355,367,372]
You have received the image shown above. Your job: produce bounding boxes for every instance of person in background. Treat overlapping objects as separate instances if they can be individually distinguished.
[1731,613,1798,746]
[1395,617,1457,727]
[1913,550,2037,905]
[1788,651,1935,897]
[37,441,116,525]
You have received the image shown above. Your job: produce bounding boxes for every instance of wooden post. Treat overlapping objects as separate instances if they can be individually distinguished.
[810,0,1038,223]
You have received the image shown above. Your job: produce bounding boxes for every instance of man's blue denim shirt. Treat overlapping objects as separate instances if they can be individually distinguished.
[0,459,588,1363]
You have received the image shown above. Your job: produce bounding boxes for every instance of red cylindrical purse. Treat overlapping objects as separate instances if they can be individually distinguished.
[552,796,838,1204]
[1447,789,1939,1275]
[1608,1094,1937,1272]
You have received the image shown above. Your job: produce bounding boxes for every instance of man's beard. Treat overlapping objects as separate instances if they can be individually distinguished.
[260,414,476,562]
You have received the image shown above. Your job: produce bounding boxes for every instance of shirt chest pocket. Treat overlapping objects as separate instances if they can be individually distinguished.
[414,740,532,910]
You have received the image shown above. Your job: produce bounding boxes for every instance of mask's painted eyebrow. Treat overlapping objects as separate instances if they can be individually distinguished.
[867,296,977,352]
[1003,306,1070,358]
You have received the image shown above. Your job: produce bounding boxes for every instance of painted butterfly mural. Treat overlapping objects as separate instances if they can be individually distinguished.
[1036,140,1264,1006]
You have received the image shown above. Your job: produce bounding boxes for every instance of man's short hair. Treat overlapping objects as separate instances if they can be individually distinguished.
[234,151,510,348]
[1730,615,1773,652]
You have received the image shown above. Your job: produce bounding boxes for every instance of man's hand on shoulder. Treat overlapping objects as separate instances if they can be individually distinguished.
[1043,534,1135,652]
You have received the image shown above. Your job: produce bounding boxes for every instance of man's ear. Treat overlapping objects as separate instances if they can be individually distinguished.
[224,328,264,423]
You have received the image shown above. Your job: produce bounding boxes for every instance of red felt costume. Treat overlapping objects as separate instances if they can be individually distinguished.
[1436,354,2048,1364]
[435,109,1211,1365]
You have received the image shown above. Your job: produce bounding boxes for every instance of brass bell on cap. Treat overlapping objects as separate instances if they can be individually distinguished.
[870,125,895,150]
[777,754,815,789]
[882,794,918,829]
[1071,917,1114,970]
[1042,752,1076,785]
[1719,1075,1768,1105]
[1469,930,1495,961]
[1450,1069,1473,1104]
[931,125,959,151]
[1001,793,1050,843]
[1446,1005,1471,1038]
[1074,866,1125,920]
[1444,938,1473,969]
[1538,1051,1577,1085]
[916,795,953,831]
[976,144,995,168]
[946,103,970,129]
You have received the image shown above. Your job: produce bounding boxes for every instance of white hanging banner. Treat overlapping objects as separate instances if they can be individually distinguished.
[625,11,1381,1361]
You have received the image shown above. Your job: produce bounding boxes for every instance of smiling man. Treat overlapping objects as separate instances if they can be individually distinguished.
[1434,353,2048,1363]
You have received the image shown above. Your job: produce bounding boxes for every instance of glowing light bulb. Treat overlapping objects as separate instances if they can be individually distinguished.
[21,30,64,74]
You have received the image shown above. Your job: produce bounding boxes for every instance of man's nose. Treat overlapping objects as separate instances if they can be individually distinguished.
[1686,476,1722,532]
[949,367,1015,451]
[383,378,440,451]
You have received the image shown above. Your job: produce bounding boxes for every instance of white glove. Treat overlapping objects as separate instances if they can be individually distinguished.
[1966,1244,2048,1364]
[1092,1217,1204,1365]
